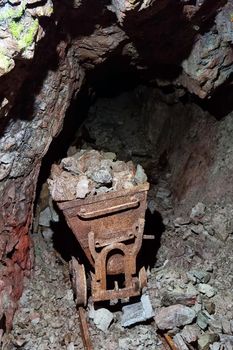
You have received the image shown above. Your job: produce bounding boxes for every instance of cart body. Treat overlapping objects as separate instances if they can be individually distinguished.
[57,183,149,303]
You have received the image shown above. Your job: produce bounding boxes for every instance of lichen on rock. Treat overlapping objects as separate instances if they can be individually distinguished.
[18,18,39,50]
[0,0,53,77]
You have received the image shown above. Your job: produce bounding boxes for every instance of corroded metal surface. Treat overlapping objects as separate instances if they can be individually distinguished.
[78,306,93,350]
[58,183,149,302]
[69,257,87,306]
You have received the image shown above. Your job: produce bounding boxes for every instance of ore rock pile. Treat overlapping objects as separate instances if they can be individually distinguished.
[48,149,148,201]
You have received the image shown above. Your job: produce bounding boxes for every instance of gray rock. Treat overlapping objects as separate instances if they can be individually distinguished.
[174,333,189,350]
[156,188,171,200]
[50,204,59,222]
[186,272,197,284]
[190,203,206,223]
[222,318,231,335]
[95,186,110,194]
[103,152,116,161]
[196,311,210,330]
[210,343,221,350]
[148,199,157,214]
[92,308,113,332]
[212,212,232,241]
[220,334,233,345]
[155,304,196,330]
[134,164,147,184]
[208,317,223,333]
[41,227,54,241]
[11,337,27,347]
[230,320,233,334]
[186,283,198,296]
[173,217,190,227]
[190,270,211,284]
[203,300,215,315]
[180,324,200,343]
[198,284,216,298]
[190,223,205,235]
[89,166,113,185]
[39,207,52,227]
[198,333,219,350]
[161,291,197,307]
[192,302,202,314]
[121,294,154,327]
[61,157,82,174]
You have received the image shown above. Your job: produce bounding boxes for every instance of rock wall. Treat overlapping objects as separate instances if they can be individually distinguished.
[0,1,85,330]
[0,0,232,331]
[0,39,84,329]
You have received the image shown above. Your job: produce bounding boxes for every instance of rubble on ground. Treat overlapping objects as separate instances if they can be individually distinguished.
[48,149,147,201]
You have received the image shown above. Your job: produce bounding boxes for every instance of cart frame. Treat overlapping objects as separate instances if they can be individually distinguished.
[57,183,149,305]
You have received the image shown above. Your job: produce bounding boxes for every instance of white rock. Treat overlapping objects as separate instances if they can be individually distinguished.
[198,284,216,298]
[92,308,113,332]
[75,175,91,198]
[141,294,155,319]
[67,342,75,350]
[95,186,110,194]
[121,294,154,327]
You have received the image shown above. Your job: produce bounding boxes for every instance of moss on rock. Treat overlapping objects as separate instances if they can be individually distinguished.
[9,20,24,40]
[0,2,25,22]
[19,18,39,50]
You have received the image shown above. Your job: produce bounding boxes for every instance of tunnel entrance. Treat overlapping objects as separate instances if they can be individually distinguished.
[10,60,233,349]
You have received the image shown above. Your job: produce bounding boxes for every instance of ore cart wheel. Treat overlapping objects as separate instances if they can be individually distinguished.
[69,256,87,307]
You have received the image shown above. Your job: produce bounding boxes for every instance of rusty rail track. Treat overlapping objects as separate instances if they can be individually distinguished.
[78,307,93,350]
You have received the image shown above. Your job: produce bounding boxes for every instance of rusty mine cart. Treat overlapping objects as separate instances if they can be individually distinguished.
[57,182,150,306]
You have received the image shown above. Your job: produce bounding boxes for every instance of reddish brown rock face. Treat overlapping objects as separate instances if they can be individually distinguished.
[0,36,84,328]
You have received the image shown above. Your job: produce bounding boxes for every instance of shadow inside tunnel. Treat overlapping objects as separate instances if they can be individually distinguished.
[138,209,165,270]
[50,208,90,268]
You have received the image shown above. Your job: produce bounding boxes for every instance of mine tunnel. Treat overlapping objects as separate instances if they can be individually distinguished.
[0,0,233,349]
